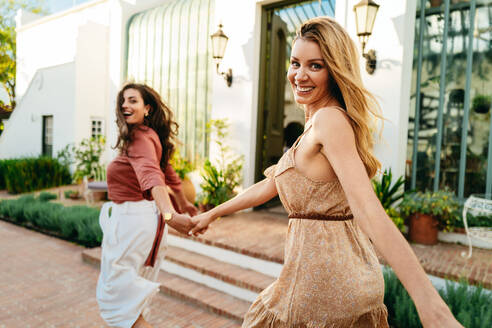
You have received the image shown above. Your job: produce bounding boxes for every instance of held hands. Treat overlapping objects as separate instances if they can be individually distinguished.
[166,213,196,235]
[166,210,215,236]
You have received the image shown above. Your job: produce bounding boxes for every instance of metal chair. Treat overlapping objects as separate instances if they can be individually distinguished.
[461,195,492,258]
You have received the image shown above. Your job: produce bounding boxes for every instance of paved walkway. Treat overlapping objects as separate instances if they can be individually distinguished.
[0,220,240,328]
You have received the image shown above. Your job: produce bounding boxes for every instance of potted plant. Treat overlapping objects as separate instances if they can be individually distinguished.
[399,190,460,245]
[170,149,196,203]
[197,119,244,211]
[472,94,491,114]
[449,88,464,105]
[64,189,81,200]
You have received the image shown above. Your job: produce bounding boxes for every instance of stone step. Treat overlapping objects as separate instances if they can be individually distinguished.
[158,271,251,322]
[82,247,252,322]
[165,245,275,294]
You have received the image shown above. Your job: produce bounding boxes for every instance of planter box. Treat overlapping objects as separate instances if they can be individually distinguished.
[438,231,492,250]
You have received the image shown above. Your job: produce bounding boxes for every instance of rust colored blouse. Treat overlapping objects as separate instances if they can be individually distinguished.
[107,125,182,204]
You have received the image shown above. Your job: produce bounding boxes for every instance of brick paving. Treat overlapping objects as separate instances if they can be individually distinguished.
[0,220,240,328]
[172,211,492,289]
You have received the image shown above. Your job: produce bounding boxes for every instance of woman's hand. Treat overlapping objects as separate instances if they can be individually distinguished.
[173,189,198,216]
[181,199,198,216]
[189,212,215,236]
[167,213,195,235]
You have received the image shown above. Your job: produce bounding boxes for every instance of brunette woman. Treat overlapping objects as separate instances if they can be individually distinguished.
[97,83,197,328]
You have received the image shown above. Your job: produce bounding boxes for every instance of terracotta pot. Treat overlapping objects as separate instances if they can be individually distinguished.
[69,193,80,200]
[181,177,196,203]
[430,0,442,7]
[409,213,439,245]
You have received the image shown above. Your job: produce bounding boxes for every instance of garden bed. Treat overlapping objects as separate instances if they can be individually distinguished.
[0,193,101,247]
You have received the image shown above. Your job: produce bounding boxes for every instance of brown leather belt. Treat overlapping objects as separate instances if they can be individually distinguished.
[144,213,164,267]
[144,193,179,267]
[288,213,354,221]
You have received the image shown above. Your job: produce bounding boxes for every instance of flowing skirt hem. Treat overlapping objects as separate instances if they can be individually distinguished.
[242,298,389,328]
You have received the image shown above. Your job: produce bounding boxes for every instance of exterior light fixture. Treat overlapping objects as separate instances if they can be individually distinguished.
[210,24,233,87]
[353,0,379,74]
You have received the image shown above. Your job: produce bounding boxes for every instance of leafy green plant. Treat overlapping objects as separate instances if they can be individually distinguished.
[383,268,492,328]
[385,207,405,233]
[372,168,405,209]
[56,144,74,168]
[0,157,71,194]
[399,190,461,232]
[38,191,57,202]
[198,119,244,207]
[372,169,406,233]
[472,94,491,114]
[170,149,195,180]
[71,136,106,183]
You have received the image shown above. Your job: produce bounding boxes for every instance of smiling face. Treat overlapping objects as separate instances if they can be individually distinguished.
[121,88,150,125]
[287,39,331,109]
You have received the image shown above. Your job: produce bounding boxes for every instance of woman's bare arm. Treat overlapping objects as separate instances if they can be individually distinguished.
[189,176,278,235]
[151,185,194,234]
[313,108,462,328]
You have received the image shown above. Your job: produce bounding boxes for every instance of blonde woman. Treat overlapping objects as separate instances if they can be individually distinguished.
[190,17,462,327]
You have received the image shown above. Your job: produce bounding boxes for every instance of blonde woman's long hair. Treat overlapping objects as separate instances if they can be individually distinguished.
[295,17,382,178]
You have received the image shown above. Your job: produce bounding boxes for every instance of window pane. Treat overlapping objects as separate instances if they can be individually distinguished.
[465,2,492,196]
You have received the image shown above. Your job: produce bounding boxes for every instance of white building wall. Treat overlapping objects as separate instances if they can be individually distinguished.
[15,0,111,100]
[0,63,76,159]
[74,22,110,143]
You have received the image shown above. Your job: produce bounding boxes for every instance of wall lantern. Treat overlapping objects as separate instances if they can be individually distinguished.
[353,0,379,74]
[210,24,233,87]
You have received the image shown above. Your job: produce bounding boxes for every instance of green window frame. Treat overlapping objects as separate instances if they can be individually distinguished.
[408,0,492,199]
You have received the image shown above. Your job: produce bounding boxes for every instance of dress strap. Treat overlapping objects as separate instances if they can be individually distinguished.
[292,124,313,150]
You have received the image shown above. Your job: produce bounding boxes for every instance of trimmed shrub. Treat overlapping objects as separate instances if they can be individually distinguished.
[0,196,101,247]
[384,268,492,328]
[0,157,71,194]
[0,160,5,189]
[38,191,57,202]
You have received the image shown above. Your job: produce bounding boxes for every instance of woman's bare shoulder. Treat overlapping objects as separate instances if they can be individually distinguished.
[311,106,353,137]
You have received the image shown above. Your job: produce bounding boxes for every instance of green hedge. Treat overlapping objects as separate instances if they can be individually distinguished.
[0,194,101,247]
[0,157,71,194]
[384,269,492,328]
[0,160,6,189]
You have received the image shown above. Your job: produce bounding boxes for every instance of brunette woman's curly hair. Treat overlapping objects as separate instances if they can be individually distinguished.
[114,83,178,170]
